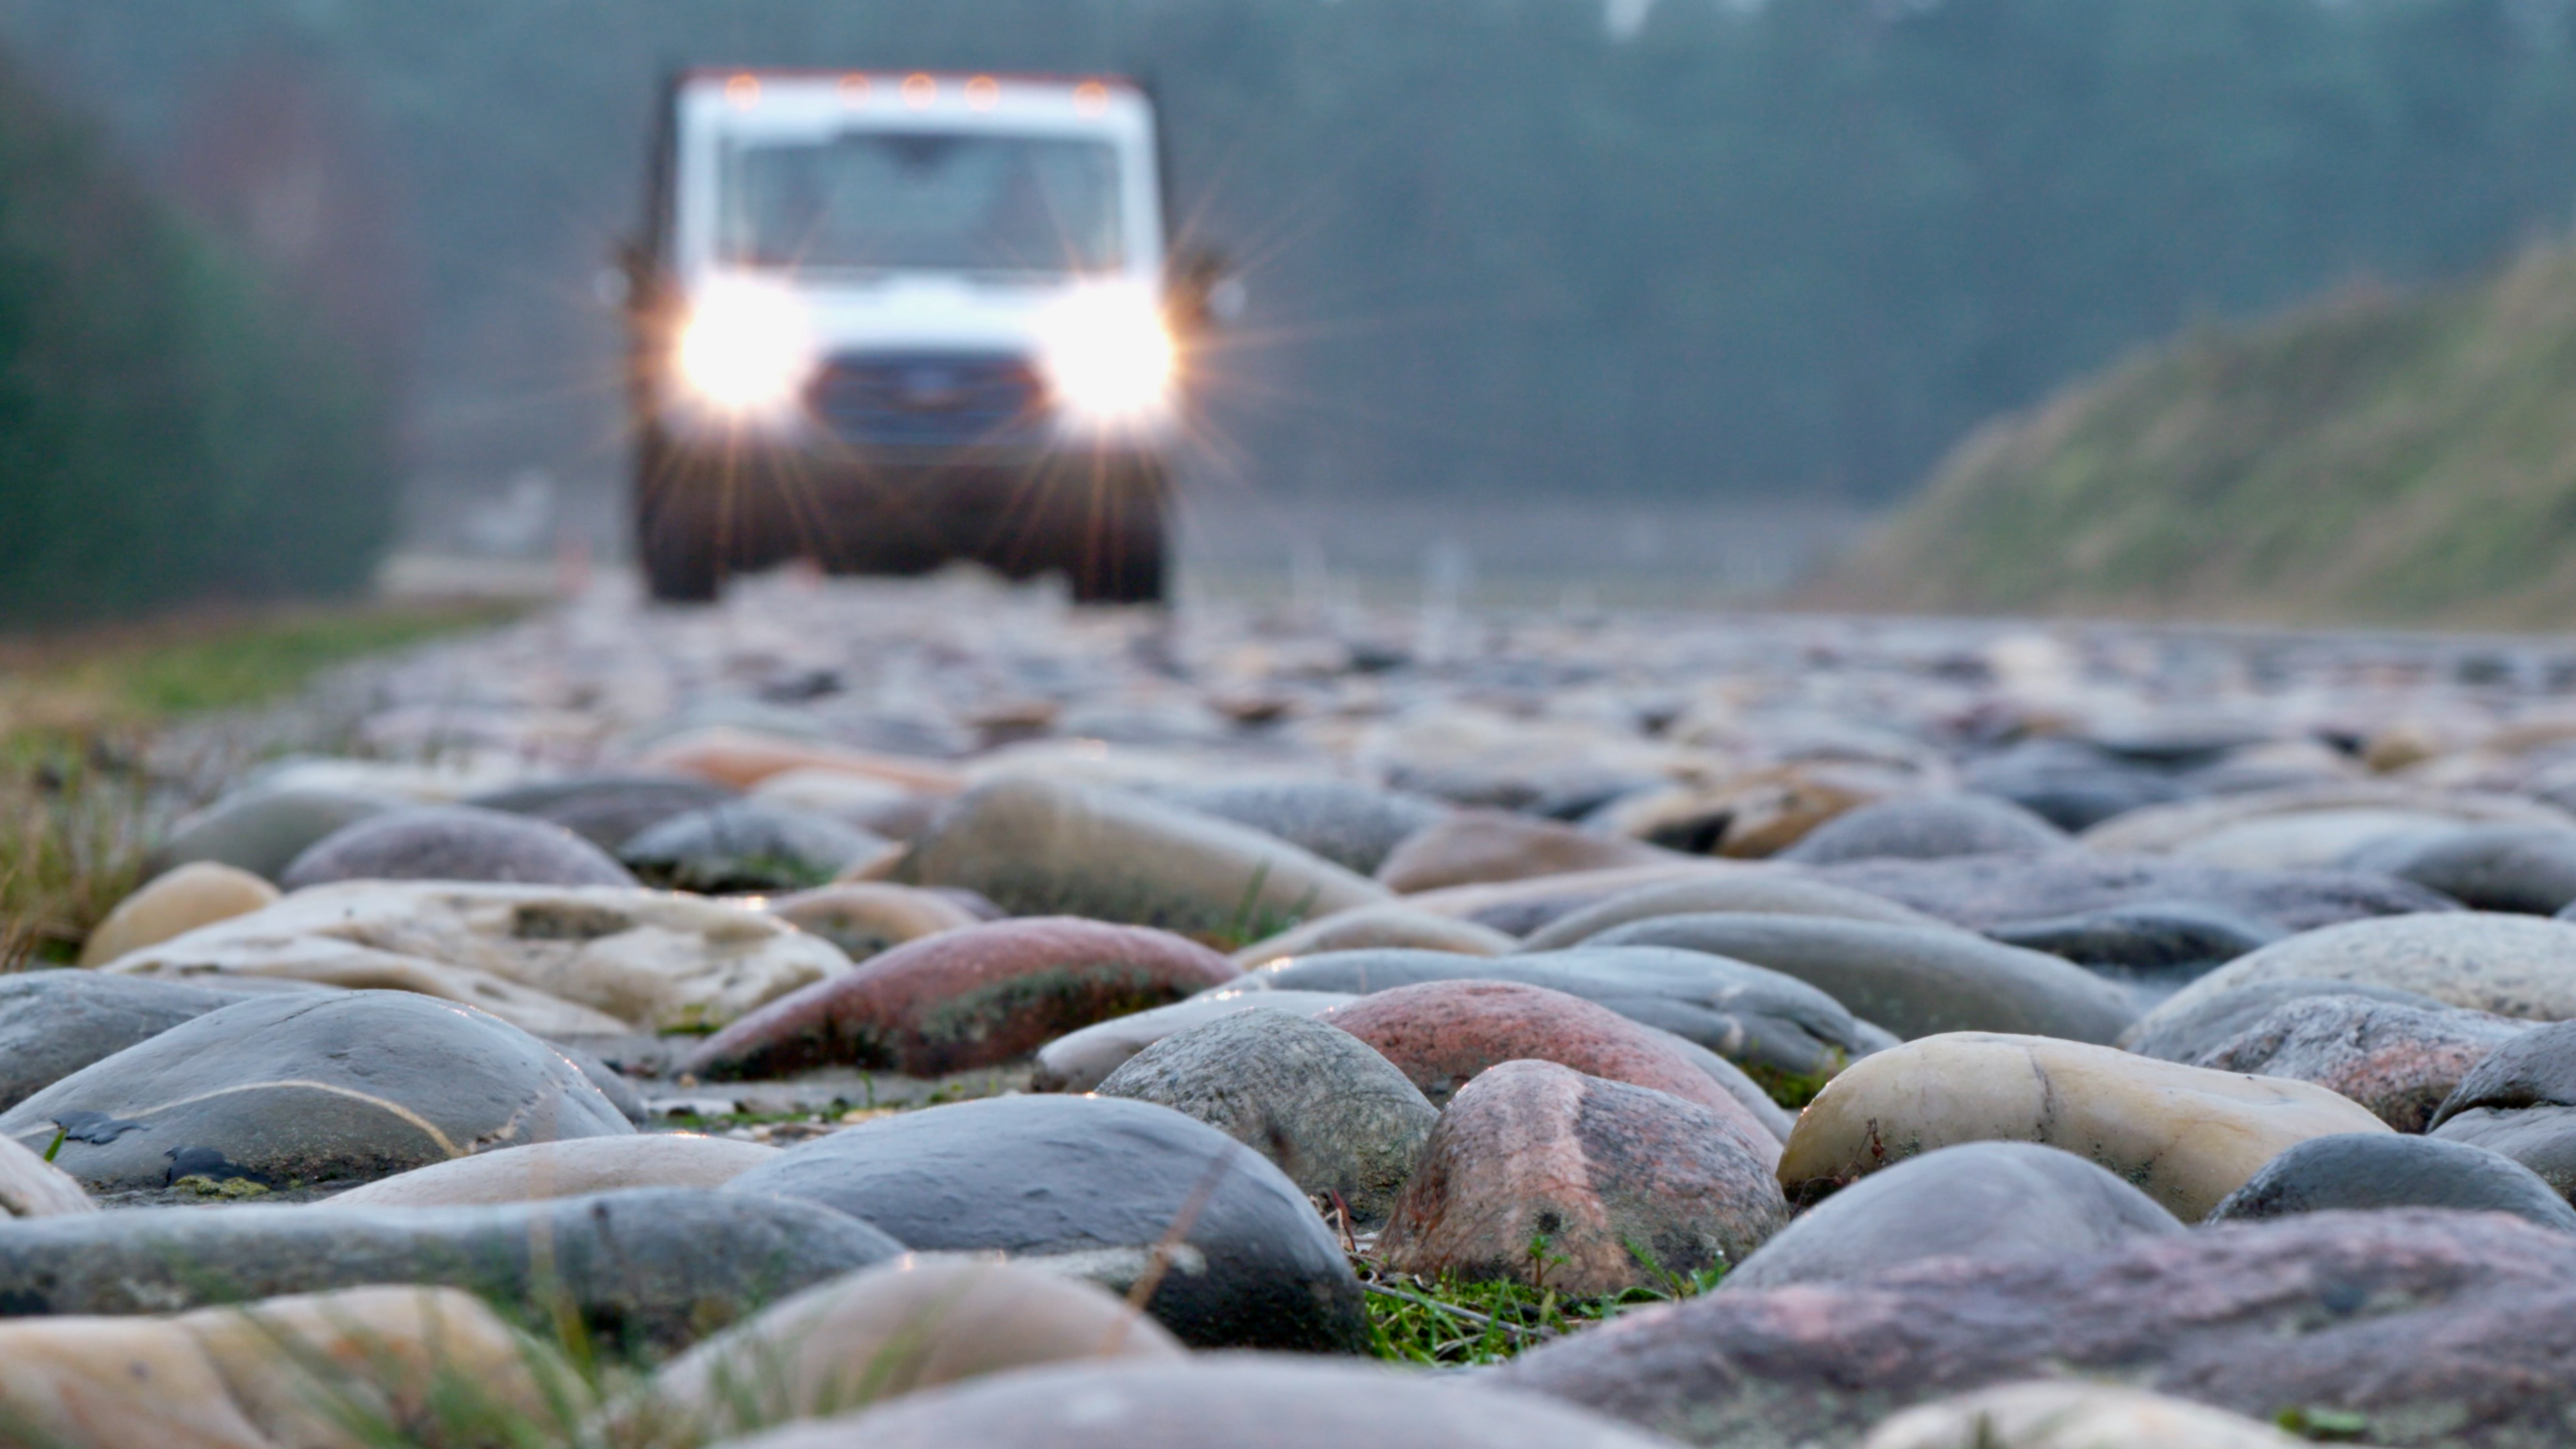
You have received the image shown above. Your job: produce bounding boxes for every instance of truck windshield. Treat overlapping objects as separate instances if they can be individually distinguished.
[719,131,1124,276]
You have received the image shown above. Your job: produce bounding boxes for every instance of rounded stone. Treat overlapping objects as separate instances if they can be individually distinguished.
[2080,783,2575,865]
[634,724,966,794]
[720,1357,1688,1449]
[0,991,635,1195]
[1961,739,2187,831]
[1379,1060,1787,1295]
[1373,810,1684,894]
[2208,1132,2576,1231]
[1394,862,1742,938]
[722,1093,1368,1353]
[2119,976,2459,1061]
[0,971,299,1112]
[2184,993,2527,1132]
[751,768,945,840]
[280,804,639,891]
[1981,902,2283,978]
[146,787,400,882]
[77,863,280,967]
[627,1257,1185,1442]
[0,1188,902,1356]
[2426,1020,2576,1197]
[1778,1032,2391,1220]
[1862,1382,2307,1449]
[1516,872,1942,952]
[619,801,893,892]
[1776,794,2070,865]
[1231,902,1517,969]
[1251,945,1881,1090]
[2349,824,2576,914]
[763,882,987,962]
[1096,1010,1438,1226]
[1585,913,2138,1044]
[898,775,1389,943]
[0,1132,95,1218]
[471,773,740,851]
[2152,912,2576,1024]
[1723,1142,2182,1292]
[1030,989,1358,1092]
[327,1134,780,1208]
[1151,780,1449,876]
[1317,979,1786,1151]
[1811,851,2457,933]
[678,918,1239,1079]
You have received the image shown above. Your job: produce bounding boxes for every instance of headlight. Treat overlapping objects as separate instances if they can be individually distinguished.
[1036,286,1177,431]
[674,282,812,420]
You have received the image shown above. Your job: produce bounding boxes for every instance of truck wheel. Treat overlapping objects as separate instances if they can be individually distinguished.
[1067,497,1167,605]
[636,443,722,603]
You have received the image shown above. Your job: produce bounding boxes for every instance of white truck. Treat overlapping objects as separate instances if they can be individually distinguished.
[624,69,1202,603]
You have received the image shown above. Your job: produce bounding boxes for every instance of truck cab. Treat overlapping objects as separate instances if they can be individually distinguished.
[627,70,1185,603]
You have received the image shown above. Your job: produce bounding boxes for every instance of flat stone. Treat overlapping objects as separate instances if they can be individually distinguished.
[1497,1209,2576,1449]
[2080,783,2575,864]
[1250,945,1883,1091]
[1517,873,1943,951]
[76,863,280,967]
[2121,977,2461,1060]
[0,991,633,1194]
[1777,794,2072,865]
[1723,1142,2182,1292]
[0,971,300,1112]
[722,1093,1368,1352]
[2426,1020,2576,1197]
[677,918,1238,1079]
[327,1134,779,1208]
[0,1286,572,1449]
[725,1357,1689,1449]
[1586,913,2137,1043]
[2348,824,2576,914]
[146,788,400,882]
[1373,810,1684,893]
[1231,902,1517,969]
[1982,902,2283,978]
[0,1188,902,1356]
[280,804,639,890]
[2153,912,2576,1024]
[1379,1061,1787,1295]
[1150,780,1449,876]
[1860,1382,2308,1449]
[624,1257,1184,1442]
[2208,1133,2576,1231]
[1778,1032,2390,1220]
[762,882,987,962]
[2185,994,2528,1131]
[1397,862,1748,937]
[98,881,851,1034]
[1032,989,1357,1092]
[0,1132,95,1218]
[898,775,1389,944]
[472,772,740,850]
[1097,1010,1438,1226]
[1812,852,2458,933]
[1317,979,1786,1150]
[620,801,894,892]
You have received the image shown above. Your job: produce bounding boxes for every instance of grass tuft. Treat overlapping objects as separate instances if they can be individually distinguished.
[1354,1252,1725,1366]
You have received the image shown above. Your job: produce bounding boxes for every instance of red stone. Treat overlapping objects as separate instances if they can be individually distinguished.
[678,918,1238,1079]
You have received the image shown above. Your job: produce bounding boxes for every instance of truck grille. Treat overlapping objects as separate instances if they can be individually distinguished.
[806,352,1046,449]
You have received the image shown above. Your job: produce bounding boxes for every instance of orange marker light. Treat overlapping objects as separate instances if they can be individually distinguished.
[724,73,761,109]
[1073,80,1110,116]
[965,75,1000,110]
[837,74,871,107]
[902,73,937,109]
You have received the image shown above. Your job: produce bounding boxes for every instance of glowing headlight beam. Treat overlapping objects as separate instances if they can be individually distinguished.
[1036,288,1178,431]
[674,284,814,420]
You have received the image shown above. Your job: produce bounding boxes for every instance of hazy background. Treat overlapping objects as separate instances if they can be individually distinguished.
[7,0,2576,616]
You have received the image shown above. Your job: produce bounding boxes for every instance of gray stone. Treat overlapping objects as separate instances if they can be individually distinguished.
[0,1188,901,1356]
[1723,1142,2183,1291]
[470,773,739,851]
[723,1093,1368,1352]
[1246,946,1882,1087]
[0,991,633,1194]
[1984,902,2283,979]
[147,788,400,882]
[725,1358,1688,1449]
[2153,912,2576,1024]
[2120,977,2459,1060]
[2345,825,2576,915]
[1813,852,2458,933]
[2186,994,2527,1132]
[1149,780,1448,876]
[2208,1133,2576,1231]
[1777,794,2071,865]
[1960,739,2188,831]
[1032,990,1358,1093]
[0,971,290,1112]
[1096,1010,1437,1227]
[1585,914,2137,1043]
[1515,873,1943,952]
[2426,1020,2576,1199]
[280,805,638,890]
[619,801,889,892]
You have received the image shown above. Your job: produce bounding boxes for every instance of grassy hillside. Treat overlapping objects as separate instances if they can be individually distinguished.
[1805,243,2576,627]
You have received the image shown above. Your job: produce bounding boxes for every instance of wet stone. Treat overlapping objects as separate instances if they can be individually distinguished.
[280,804,639,890]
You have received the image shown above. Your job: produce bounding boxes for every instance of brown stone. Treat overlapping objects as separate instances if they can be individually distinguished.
[636,724,966,794]
[1379,1060,1786,1295]
[1375,810,1686,894]
[1499,1210,2576,1449]
[1319,979,1780,1161]
[78,863,279,967]
[678,918,1240,1079]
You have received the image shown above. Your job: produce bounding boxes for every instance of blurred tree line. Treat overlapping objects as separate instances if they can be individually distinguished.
[4,0,2576,547]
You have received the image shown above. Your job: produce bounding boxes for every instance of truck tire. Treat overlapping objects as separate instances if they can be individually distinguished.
[1065,482,1168,606]
[636,440,722,604]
